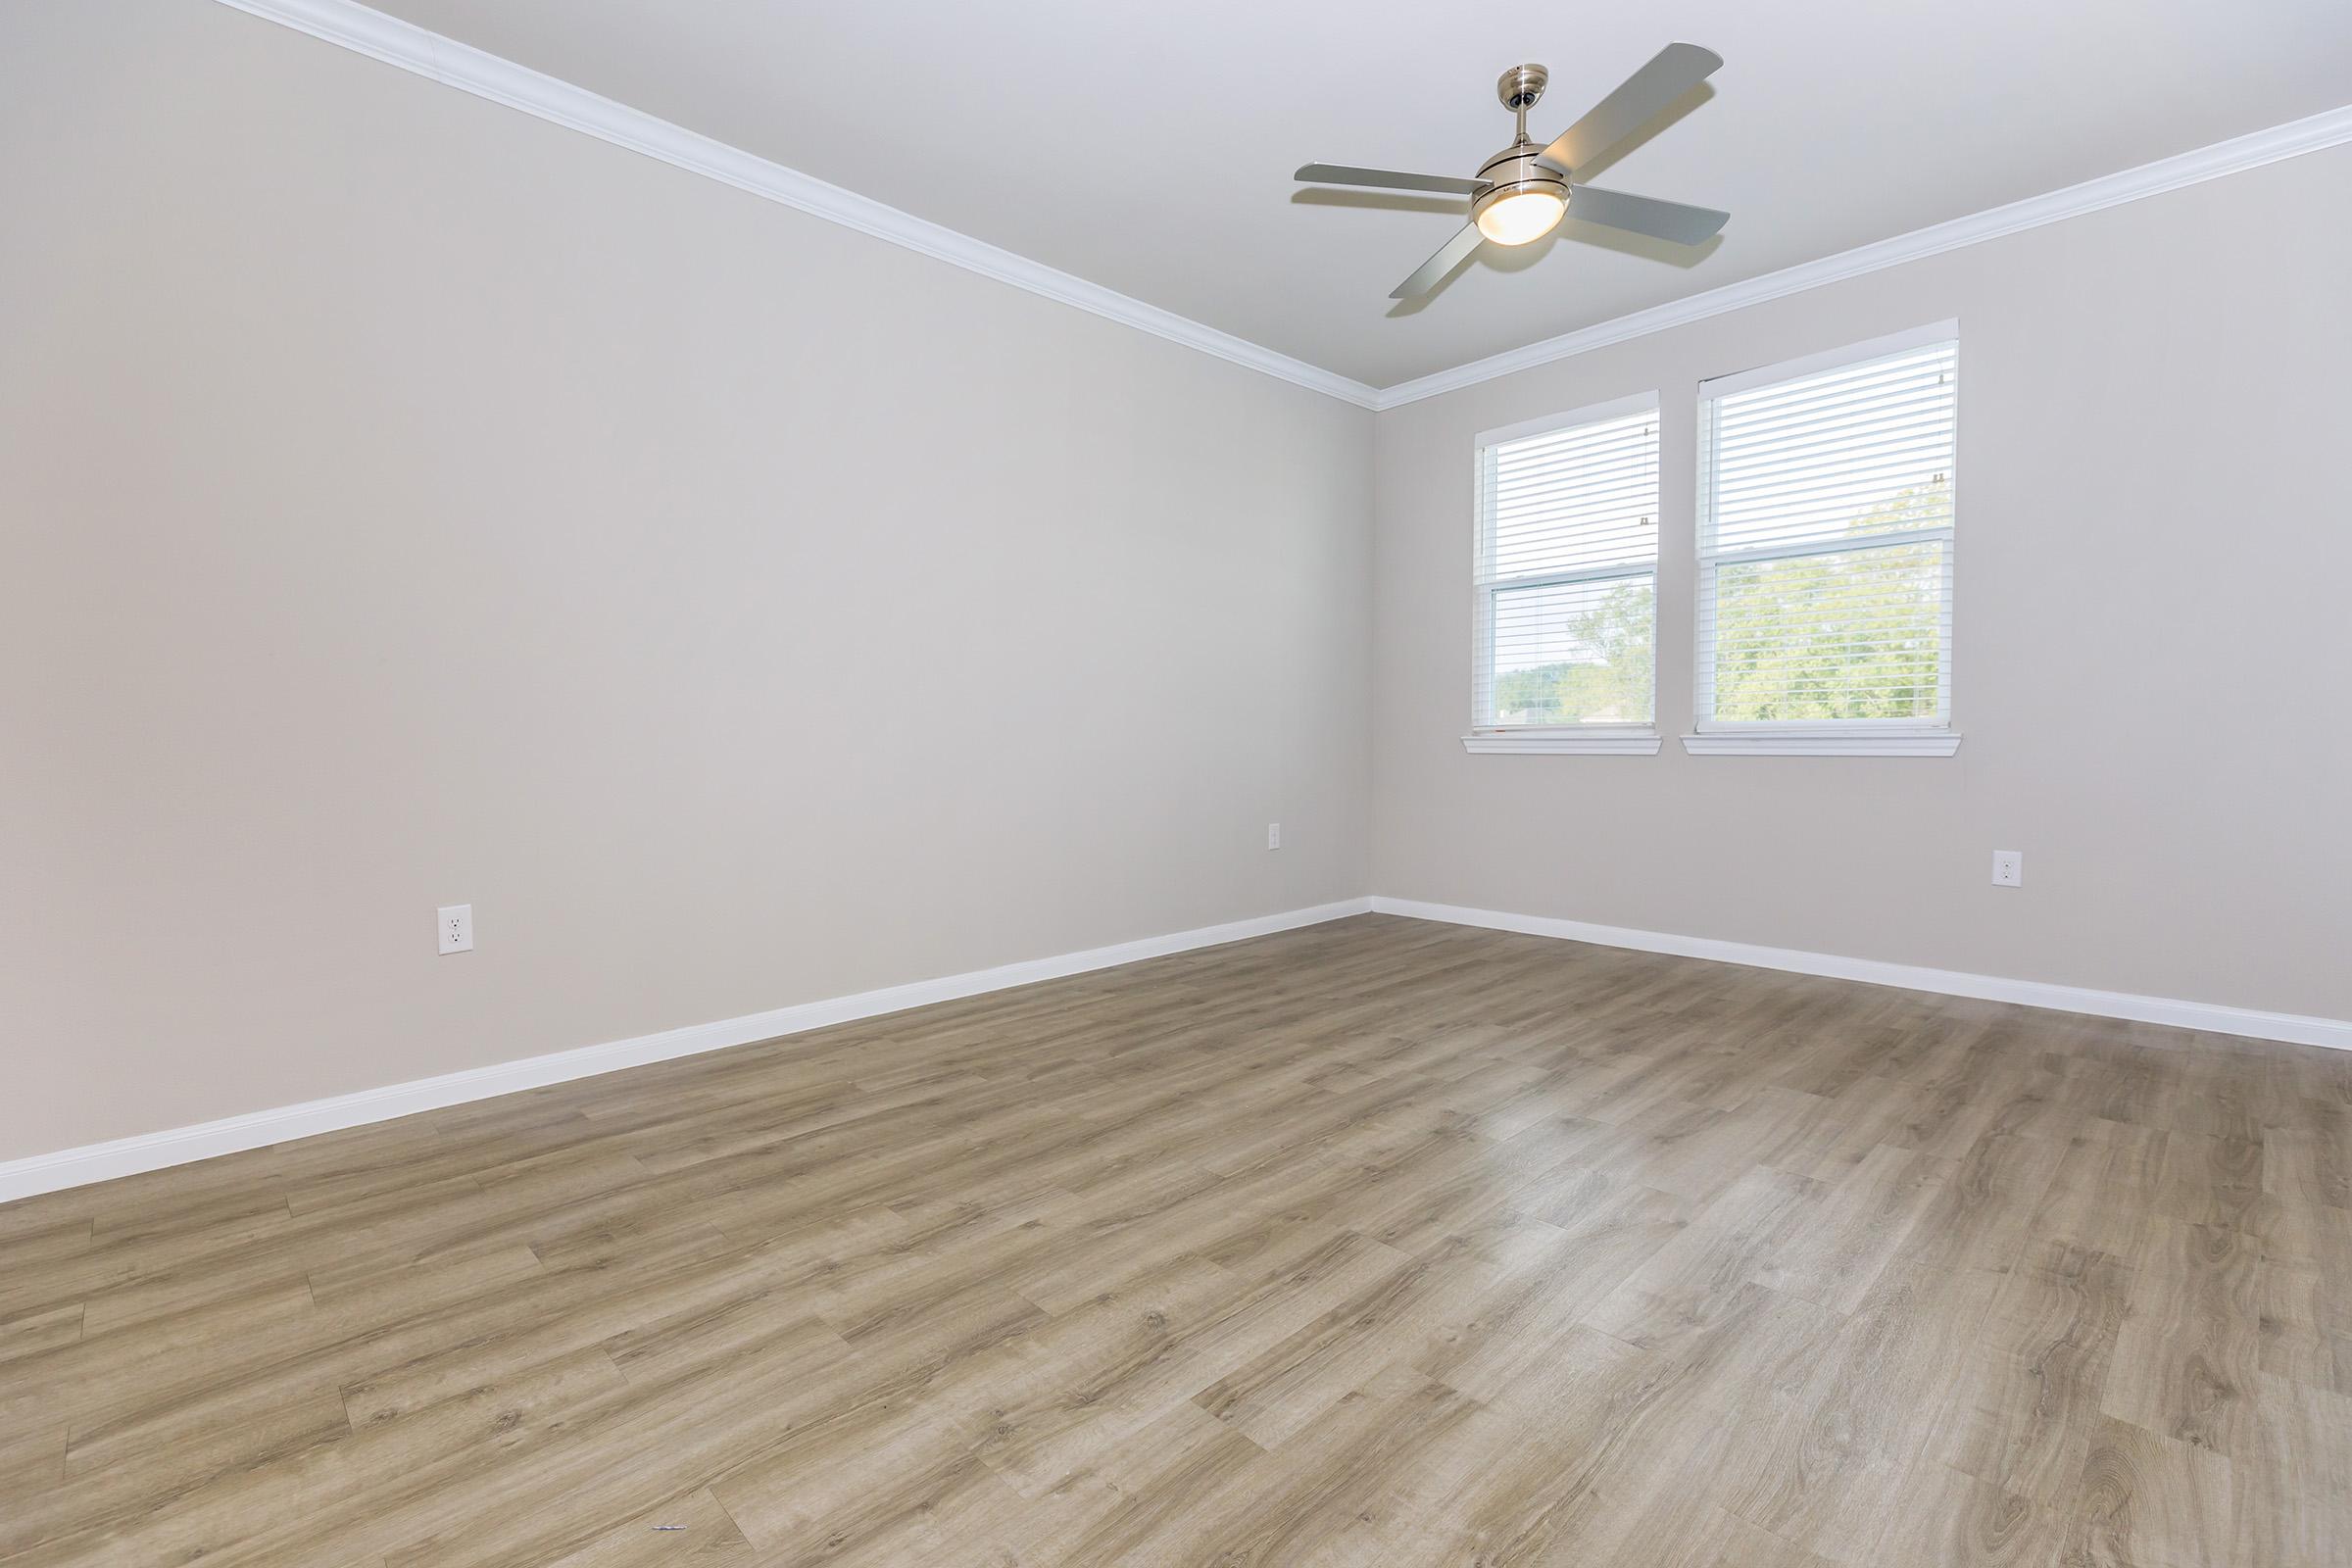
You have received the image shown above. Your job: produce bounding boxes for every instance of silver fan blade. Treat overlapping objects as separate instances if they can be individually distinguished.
[1538,42,1722,175]
[1297,163,1485,196]
[1567,185,1729,245]
[1390,223,1485,300]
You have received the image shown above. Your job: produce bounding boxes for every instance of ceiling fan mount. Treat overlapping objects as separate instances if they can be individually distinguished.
[1495,63,1549,113]
[1295,44,1731,301]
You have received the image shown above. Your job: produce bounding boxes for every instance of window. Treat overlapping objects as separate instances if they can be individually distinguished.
[1467,393,1661,755]
[1690,322,1960,756]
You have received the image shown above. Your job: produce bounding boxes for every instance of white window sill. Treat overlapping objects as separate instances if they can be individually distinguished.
[1680,729,1962,757]
[1463,728,1662,756]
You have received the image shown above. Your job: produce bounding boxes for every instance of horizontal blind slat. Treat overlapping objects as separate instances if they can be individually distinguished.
[1715,365,1952,433]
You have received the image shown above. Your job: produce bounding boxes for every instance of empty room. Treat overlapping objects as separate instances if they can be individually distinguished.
[4,1,2349,1562]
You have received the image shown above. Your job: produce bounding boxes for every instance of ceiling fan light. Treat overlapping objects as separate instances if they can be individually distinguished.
[1475,185,1567,246]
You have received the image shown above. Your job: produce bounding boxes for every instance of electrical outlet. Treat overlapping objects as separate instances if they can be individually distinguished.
[1267,822,1282,851]
[1990,851,2023,888]
[438,904,473,954]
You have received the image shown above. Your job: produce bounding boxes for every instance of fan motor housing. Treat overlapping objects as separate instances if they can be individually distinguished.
[1474,146,1570,207]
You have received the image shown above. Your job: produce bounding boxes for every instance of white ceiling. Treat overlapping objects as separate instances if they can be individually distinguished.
[355,0,2351,389]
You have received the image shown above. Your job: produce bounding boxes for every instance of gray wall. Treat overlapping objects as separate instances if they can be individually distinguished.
[0,0,1373,1158]
[1370,143,2352,1020]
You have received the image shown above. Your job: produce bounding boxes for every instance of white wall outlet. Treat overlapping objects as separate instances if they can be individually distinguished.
[437,904,474,954]
[1267,822,1282,851]
[1990,851,2023,888]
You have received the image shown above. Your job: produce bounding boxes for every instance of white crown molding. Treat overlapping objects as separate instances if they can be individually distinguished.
[0,897,1370,1202]
[196,11,2352,424]
[1371,103,2352,410]
[1370,897,2352,1053]
[207,0,1382,410]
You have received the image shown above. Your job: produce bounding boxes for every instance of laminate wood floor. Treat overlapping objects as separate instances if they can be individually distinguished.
[3,914,2347,1566]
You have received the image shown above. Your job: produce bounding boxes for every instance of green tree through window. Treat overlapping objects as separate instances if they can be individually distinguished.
[1490,482,1948,725]
[1707,484,1947,722]
[1490,579,1653,724]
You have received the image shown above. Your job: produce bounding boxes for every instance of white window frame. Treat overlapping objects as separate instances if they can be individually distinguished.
[1465,391,1663,756]
[1686,321,1962,758]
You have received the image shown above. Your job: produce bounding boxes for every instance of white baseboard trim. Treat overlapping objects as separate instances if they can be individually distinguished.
[0,897,1371,1204]
[1369,897,2352,1054]
[20,889,2331,1203]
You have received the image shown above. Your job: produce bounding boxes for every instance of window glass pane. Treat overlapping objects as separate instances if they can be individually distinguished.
[1698,332,1957,730]
[1703,539,1946,721]
[1487,575,1655,726]
[1708,344,1955,557]
[1475,399,1660,731]
[1487,411,1659,579]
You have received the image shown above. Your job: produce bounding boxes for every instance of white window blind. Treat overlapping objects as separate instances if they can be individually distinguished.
[1696,324,1958,732]
[1472,394,1659,733]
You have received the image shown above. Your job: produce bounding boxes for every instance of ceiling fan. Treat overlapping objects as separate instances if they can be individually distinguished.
[1297,44,1730,301]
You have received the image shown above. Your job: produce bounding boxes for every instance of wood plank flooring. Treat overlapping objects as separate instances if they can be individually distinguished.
[2,913,2347,1565]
